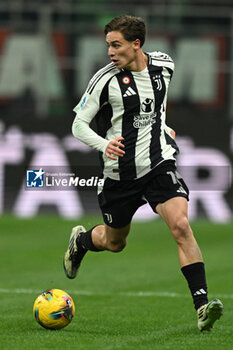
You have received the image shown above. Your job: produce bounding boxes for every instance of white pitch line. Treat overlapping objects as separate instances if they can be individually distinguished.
[0,288,233,299]
[122,291,189,298]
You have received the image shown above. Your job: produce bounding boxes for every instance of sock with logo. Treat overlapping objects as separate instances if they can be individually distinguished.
[76,226,102,252]
[181,262,208,310]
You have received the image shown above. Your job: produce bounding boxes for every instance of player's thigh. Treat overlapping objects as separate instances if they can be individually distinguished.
[156,197,188,227]
[156,197,191,239]
[98,177,145,228]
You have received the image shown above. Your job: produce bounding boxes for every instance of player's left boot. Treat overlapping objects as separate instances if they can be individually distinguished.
[197,298,223,331]
[63,225,87,279]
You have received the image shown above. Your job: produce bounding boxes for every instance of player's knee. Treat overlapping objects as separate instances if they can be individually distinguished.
[108,239,126,252]
[171,216,191,242]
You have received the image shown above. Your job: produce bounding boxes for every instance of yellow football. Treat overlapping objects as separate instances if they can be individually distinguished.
[33,289,75,330]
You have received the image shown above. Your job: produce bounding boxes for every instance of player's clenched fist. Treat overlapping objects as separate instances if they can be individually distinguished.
[105,136,125,160]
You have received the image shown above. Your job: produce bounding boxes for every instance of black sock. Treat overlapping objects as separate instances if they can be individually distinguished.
[181,262,208,310]
[76,226,101,252]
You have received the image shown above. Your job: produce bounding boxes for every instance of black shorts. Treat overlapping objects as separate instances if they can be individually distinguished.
[98,161,189,228]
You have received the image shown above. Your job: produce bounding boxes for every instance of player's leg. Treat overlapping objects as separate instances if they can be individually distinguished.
[156,197,202,267]
[64,165,159,279]
[156,197,223,331]
[156,197,207,309]
[63,223,130,279]
[63,174,145,279]
[91,223,131,252]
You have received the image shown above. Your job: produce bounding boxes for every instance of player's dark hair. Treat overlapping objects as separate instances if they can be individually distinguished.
[104,15,146,48]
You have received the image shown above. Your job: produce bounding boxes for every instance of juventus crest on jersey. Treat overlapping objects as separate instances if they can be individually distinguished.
[73,51,179,180]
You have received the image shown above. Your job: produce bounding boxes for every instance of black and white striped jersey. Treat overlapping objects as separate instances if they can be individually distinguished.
[73,51,179,180]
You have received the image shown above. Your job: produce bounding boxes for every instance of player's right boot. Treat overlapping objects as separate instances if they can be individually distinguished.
[63,225,87,279]
[197,298,223,331]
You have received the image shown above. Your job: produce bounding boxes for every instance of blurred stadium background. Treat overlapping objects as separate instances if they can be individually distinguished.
[0,0,233,223]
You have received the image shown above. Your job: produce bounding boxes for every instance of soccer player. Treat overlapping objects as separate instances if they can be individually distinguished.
[63,15,223,331]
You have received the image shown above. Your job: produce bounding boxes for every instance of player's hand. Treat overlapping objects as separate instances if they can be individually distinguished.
[105,136,125,160]
[170,129,176,139]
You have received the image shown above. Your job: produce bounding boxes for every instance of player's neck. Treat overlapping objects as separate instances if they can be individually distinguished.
[126,50,148,72]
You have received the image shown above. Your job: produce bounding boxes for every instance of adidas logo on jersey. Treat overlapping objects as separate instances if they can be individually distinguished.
[123,87,137,97]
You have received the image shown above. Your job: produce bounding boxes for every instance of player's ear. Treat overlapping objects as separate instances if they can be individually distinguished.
[133,39,141,49]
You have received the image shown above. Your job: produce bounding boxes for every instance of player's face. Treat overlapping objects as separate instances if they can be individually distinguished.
[106,31,140,71]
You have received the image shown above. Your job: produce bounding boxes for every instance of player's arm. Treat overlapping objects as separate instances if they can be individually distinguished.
[72,90,125,159]
[72,117,125,159]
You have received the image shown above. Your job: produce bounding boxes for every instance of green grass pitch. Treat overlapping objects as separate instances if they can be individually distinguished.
[0,215,232,350]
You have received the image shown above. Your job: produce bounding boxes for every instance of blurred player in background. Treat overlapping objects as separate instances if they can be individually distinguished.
[63,15,223,331]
